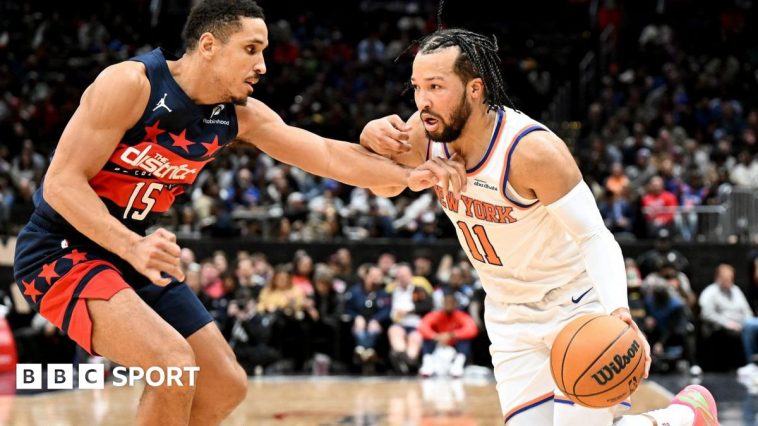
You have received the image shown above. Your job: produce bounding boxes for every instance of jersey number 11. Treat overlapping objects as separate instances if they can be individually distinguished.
[456,221,503,266]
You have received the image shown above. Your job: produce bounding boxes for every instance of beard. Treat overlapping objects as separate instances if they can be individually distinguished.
[231,95,249,106]
[424,93,472,143]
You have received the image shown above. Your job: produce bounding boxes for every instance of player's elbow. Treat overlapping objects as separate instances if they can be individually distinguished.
[42,173,65,208]
[42,171,84,210]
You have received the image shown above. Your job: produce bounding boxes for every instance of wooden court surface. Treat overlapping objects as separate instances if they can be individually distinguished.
[0,377,671,425]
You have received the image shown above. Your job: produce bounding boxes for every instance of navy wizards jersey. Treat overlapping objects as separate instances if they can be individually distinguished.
[32,48,238,235]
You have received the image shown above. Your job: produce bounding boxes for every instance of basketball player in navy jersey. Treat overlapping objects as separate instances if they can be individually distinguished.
[361,29,718,426]
[12,1,466,425]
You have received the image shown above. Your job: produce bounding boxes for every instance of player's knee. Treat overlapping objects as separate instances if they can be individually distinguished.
[226,363,248,407]
[150,337,197,372]
[212,361,247,410]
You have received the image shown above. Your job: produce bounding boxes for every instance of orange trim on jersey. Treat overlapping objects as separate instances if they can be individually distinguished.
[503,392,555,423]
[498,124,545,210]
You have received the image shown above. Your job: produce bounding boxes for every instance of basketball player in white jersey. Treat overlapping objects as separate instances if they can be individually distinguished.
[360,29,717,426]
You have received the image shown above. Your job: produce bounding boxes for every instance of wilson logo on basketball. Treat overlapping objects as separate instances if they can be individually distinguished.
[591,339,640,385]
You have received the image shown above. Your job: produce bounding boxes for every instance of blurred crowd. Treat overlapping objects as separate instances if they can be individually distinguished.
[579,1,758,242]
[2,2,756,242]
[7,241,758,378]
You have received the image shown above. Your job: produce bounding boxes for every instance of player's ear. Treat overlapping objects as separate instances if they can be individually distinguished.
[468,78,484,101]
[198,32,216,58]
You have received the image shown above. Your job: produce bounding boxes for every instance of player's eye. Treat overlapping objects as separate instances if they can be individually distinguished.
[246,47,257,54]
[431,84,441,90]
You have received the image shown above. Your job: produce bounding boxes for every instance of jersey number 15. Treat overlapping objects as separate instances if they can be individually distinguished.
[123,182,163,220]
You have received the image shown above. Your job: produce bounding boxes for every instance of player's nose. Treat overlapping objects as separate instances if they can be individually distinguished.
[254,58,266,75]
[415,91,431,111]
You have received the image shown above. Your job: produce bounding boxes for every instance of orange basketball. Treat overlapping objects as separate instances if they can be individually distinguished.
[550,314,645,408]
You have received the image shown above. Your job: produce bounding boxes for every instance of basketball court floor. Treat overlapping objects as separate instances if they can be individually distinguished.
[4,373,749,425]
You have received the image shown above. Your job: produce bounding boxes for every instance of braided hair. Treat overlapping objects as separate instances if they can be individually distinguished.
[416,28,512,111]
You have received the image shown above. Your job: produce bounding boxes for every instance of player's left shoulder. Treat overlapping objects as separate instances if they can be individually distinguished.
[510,130,577,175]
[508,128,581,198]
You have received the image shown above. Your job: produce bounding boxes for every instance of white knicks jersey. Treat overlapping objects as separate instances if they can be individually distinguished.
[427,107,586,304]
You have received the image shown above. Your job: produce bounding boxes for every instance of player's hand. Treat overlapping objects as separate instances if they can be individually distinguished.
[408,154,467,195]
[611,307,651,379]
[360,115,412,156]
[125,228,184,286]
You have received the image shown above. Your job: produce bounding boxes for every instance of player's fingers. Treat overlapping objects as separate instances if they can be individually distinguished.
[423,161,449,195]
[155,238,181,258]
[382,136,411,153]
[145,269,171,286]
[154,228,177,243]
[643,338,652,378]
[148,258,184,283]
[413,169,438,189]
[387,114,411,132]
[447,154,468,192]
[433,158,462,196]
[150,246,181,269]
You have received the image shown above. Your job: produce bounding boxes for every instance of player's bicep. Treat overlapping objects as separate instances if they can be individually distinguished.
[237,99,372,171]
[239,111,330,165]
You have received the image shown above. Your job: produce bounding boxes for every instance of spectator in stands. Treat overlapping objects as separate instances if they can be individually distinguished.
[344,265,391,367]
[598,188,635,237]
[699,264,758,372]
[433,266,474,311]
[636,228,690,277]
[641,176,678,237]
[418,292,478,378]
[376,252,397,286]
[330,248,355,283]
[10,140,46,189]
[213,250,230,276]
[643,277,700,375]
[227,288,280,375]
[305,264,343,362]
[749,250,758,312]
[731,150,758,189]
[644,260,696,310]
[235,257,262,299]
[179,247,196,272]
[678,170,710,241]
[200,259,225,299]
[258,264,306,316]
[605,162,630,197]
[413,252,438,288]
[386,264,433,374]
[258,265,309,371]
[292,251,314,296]
[626,258,646,329]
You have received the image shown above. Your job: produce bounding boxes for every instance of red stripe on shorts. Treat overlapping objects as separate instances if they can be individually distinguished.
[39,261,130,354]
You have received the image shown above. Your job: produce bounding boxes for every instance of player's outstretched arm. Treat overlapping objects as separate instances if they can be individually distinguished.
[360,112,467,197]
[234,99,465,195]
[511,131,651,377]
[43,63,182,285]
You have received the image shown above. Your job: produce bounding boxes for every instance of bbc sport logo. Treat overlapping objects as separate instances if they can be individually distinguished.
[16,364,200,390]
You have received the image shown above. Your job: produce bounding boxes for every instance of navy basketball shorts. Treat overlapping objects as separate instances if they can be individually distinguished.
[13,217,213,355]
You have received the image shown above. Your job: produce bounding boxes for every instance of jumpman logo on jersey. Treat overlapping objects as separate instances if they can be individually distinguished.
[152,93,172,113]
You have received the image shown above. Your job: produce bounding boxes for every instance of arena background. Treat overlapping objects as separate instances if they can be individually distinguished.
[0,0,757,424]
